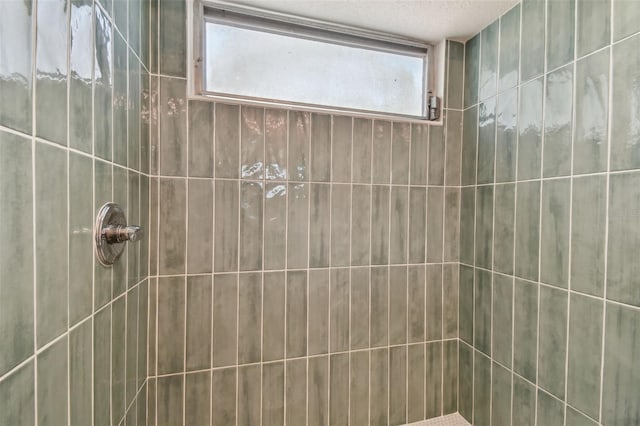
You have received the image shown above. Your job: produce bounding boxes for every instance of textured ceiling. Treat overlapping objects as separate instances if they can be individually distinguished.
[228,0,520,43]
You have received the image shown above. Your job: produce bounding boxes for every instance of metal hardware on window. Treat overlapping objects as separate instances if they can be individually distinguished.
[428,95,440,121]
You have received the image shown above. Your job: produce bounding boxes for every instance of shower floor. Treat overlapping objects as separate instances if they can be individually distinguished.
[405,413,471,426]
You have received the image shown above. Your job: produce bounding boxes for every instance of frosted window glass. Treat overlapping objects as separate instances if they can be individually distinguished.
[205,22,425,117]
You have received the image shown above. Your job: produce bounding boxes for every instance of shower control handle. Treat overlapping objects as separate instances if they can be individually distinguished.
[103,225,144,244]
[94,202,144,266]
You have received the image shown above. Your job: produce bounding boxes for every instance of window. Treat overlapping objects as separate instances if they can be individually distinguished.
[193,2,433,119]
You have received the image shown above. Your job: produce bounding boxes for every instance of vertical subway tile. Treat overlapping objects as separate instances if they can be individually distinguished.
[571,175,607,296]
[286,271,307,358]
[308,356,329,426]
[157,375,183,426]
[214,180,239,272]
[111,297,126,422]
[458,342,473,422]
[459,265,474,345]
[370,267,389,347]
[445,110,462,186]
[329,354,349,426]
[157,277,185,374]
[443,340,458,414]
[577,0,611,57]
[390,186,409,264]
[537,390,565,426]
[332,115,352,182]
[331,184,351,267]
[517,78,543,180]
[212,274,237,367]
[544,66,574,177]
[371,185,390,265]
[128,51,141,171]
[464,34,480,108]
[389,346,407,425]
[520,0,545,80]
[310,113,332,182]
[513,278,538,382]
[494,183,515,275]
[370,348,389,426]
[37,336,68,426]
[288,111,310,181]
[351,185,371,266]
[215,103,240,178]
[158,0,186,77]
[350,351,369,425]
[608,171,640,306]
[389,266,408,345]
[286,359,308,424]
[238,273,263,364]
[427,187,444,263]
[263,272,286,361]
[69,0,93,153]
[447,41,465,109]
[444,188,460,262]
[392,122,411,184]
[443,264,459,339]
[611,34,640,171]
[159,77,187,176]
[474,269,492,356]
[492,362,512,426]
[125,287,139,406]
[212,368,236,426]
[350,268,370,350]
[186,276,212,371]
[614,0,640,40]
[426,265,443,341]
[428,123,445,185]
[0,132,33,376]
[567,294,603,420]
[602,302,640,425]
[547,0,575,70]
[308,269,329,355]
[353,117,372,183]
[538,286,568,399]
[188,100,214,178]
[159,178,187,274]
[566,407,598,426]
[512,375,536,426]
[309,183,331,268]
[473,351,491,426]
[111,166,127,295]
[479,21,499,101]
[35,143,68,346]
[515,181,540,281]
[0,0,33,134]
[409,187,426,263]
[185,372,211,426]
[287,183,309,269]
[149,75,159,175]
[408,265,426,343]
[239,181,263,271]
[94,6,112,161]
[540,178,571,288]
[264,182,287,270]
[187,179,213,273]
[240,106,265,179]
[499,4,521,92]
[238,365,261,426]
[265,109,288,180]
[477,97,496,184]
[330,268,350,352]
[460,187,475,265]
[475,185,493,269]
[462,106,478,185]
[496,87,518,182]
[70,321,92,426]
[372,120,392,184]
[410,123,428,185]
[36,0,68,145]
[263,362,285,425]
[574,48,610,174]
[407,344,425,422]
[492,274,513,367]
[425,342,443,419]
[94,306,111,425]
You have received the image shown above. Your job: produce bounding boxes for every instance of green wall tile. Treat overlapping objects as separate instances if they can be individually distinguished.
[465,34,480,108]
[496,87,518,182]
[577,0,611,57]
[547,0,575,70]
[540,179,571,288]
[492,274,513,367]
[537,389,565,426]
[479,21,499,101]
[462,106,478,185]
[515,181,540,281]
[477,97,496,184]
[521,0,545,81]
[491,362,512,426]
[513,278,538,382]
[494,184,515,275]
[543,66,573,178]
[538,286,568,398]
[512,375,535,426]
[517,78,543,180]
[0,361,35,426]
[614,0,640,40]
[499,4,521,91]
[474,269,492,356]
[473,351,491,426]
[475,185,494,269]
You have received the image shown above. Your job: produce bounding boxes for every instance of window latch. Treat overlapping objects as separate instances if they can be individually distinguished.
[428,94,440,121]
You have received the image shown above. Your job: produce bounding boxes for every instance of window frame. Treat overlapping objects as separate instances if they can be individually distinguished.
[190,0,437,121]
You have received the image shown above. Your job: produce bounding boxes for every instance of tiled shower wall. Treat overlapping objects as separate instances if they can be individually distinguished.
[0,0,150,424]
[146,2,465,425]
[459,0,640,425]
